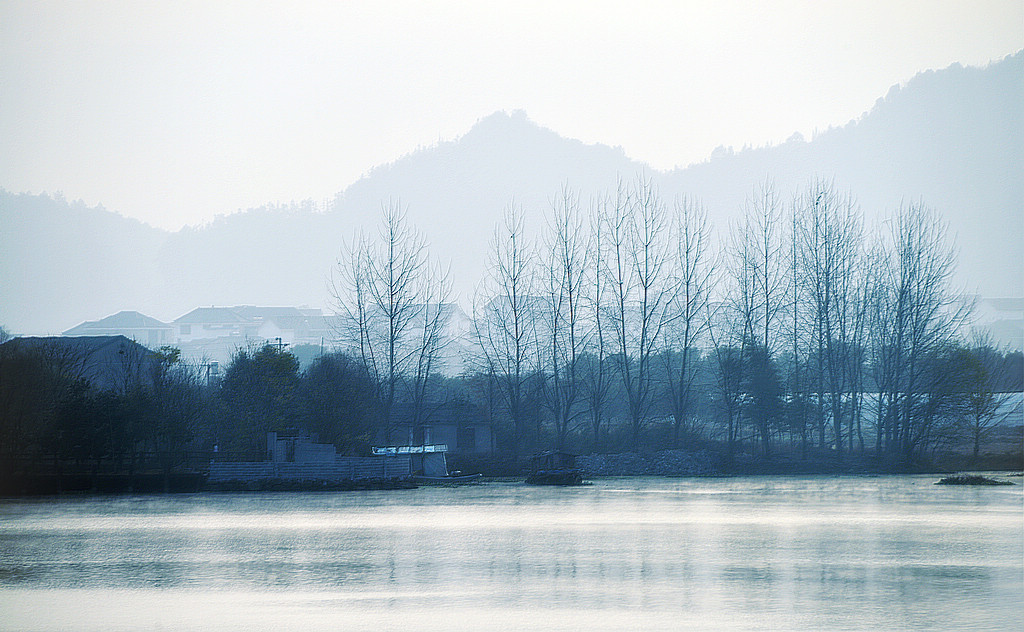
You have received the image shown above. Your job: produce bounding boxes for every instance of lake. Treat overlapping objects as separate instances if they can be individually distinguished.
[1,475,1021,631]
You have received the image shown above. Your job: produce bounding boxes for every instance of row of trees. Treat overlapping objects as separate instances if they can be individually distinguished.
[1,328,1017,476]
[0,336,382,474]
[0,339,204,474]
[2,174,1019,473]
[331,175,1021,465]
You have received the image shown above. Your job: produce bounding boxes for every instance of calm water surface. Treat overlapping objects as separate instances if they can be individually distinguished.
[1,475,1021,631]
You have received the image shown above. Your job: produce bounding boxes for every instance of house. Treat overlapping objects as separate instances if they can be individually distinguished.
[372,444,451,477]
[173,305,335,345]
[173,306,261,343]
[207,431,422,483]
[1,335,158,392]
[171,305,337,365]
[385,400,494,455]
[62,311,173,348]
[266,430,338,463]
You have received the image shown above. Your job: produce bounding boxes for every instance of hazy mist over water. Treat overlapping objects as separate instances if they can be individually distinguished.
[1,476,1021,631]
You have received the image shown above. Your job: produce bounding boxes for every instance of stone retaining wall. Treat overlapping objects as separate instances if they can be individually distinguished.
[576,449,721,477]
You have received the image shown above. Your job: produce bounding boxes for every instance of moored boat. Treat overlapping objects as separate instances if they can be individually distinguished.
[525,451,586,485]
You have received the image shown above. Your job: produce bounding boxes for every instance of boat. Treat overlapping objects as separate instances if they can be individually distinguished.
[525,451,585,485]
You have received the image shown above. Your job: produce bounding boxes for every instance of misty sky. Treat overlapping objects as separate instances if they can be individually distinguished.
[2,1,1021,231]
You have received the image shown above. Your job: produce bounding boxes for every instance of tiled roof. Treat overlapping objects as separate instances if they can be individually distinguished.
[233,306,309,330]
[173,305,330,333]
[173,307,253,324]
[63,310,170,335]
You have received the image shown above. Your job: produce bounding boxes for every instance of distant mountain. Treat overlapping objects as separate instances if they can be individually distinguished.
[0,192,167,334]
[658,52,1023,300]
[152,110,645,322]
[2,53,1020,336]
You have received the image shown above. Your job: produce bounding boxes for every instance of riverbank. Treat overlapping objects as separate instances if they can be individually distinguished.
[2,446,1019,497]
[0,472,207,496]
[575,447,1023,477]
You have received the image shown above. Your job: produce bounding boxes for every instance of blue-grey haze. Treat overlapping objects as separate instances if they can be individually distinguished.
[1,53,1020,336]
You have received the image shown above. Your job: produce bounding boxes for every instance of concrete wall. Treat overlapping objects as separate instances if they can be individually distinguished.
[208,455,413,482]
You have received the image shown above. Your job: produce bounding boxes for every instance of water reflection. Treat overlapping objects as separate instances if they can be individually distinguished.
[0,476,1021,631]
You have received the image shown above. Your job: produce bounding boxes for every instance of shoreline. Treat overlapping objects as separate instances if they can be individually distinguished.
[2,468,1021,498]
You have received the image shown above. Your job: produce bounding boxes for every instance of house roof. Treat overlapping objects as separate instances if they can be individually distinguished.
[173,305,329,330]
[1,336,158,390]
[174,307,253,325]
[232,306,310,330]
[63,310,170,335]
[983,297,1024,313]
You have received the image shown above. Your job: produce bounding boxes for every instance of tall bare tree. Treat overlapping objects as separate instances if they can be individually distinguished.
[794,180,865,459]
[473,203,539,457]
[605,176,674,450]
[870,201,967,462]
[582,195,614,450]
[331,201,442,443]
[728,180,788,455]
[662,195,715,448]
[405,261,454,441]
[541,186,589,451]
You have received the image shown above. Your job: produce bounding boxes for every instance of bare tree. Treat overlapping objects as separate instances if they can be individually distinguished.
[330,201,438,443]
[869,201,968,463]
[794,180,865,459]
[581,195,614,450]
[661,195,715,448]
[955,332,1019,460]
[605,175,673,450]
[540,185,589,451]
[473,203,539,457]
[404,261,454,442]
[785,197,811,456]
[728,179,788,455]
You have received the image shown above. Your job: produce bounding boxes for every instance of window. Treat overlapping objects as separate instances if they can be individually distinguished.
[457,427,476,452]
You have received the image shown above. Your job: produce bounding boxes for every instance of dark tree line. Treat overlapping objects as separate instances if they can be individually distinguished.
[0,339,381,477]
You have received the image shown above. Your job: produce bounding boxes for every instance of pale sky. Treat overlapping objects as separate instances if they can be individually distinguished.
[1,1,1021,230]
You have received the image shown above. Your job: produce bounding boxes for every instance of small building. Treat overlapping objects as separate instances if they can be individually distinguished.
[171,305,337,365]
[0,335,159,392]
[206,436,451,484]
[173,306,260,343]
[266,431,337,463]
[526,451,584,486]
[387,401,494,455]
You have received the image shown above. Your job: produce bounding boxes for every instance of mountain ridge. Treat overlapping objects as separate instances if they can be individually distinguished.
[2,53,1020,335]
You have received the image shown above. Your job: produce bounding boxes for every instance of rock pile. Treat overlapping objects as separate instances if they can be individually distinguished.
[577,449,721,477]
